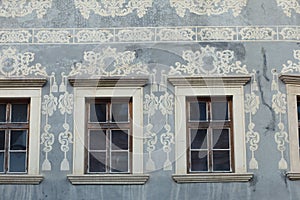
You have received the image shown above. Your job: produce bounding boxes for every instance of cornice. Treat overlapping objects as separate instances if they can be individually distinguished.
[0,78,47,88]
[0,175,44,184]
[172,173,254,183]
[279,74,300,85]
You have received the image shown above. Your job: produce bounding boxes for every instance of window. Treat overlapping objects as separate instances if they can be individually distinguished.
[169,76,253,183]
[86,98,132,174]
[0,78,46,184]
[187,97,233,173]
[67,77,149,185]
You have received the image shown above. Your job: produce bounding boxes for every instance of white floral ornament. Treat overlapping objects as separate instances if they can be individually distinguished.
[272,92,287,114]
[170,0,247,17]
[245,93,260,115]
[74,0,153,18]
[276,0,300,17]
[281,50,300,73]
[0,0,52,18]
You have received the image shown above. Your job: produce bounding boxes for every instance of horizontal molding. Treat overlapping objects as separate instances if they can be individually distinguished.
[172,173,254,183]
[168,75,251,87]
[286,172,300,180]
[67,174,149,185]
[279,74,300,85]
[69,77,148,87]
[0,78,47,88]
[0,175,43,185]
[0,26,299,44]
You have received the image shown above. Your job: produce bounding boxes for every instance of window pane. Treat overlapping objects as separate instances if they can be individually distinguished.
[9,152,26,172]
[10,130,27,150]
[111,152,129,172]
[11,104,28,122]
[0,152,3,172]
[211,101,228,121]
[212,151,230,171]
[90,103,106,122]
[190,151,208,172]
[111,103,129,122]
[89,152,106,172]
[212,129,229,149]
[89,130,106,150]
[190,129,207,149]
[111,130,128,150]
[0,104,6,122]
[0,130,5,150]
[189,102,206,121]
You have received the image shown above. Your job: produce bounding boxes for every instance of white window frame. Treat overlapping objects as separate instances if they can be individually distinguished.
[169,76,253,183]
[280,74,300,180]
[67,78,149,185]
[0,78,45,184]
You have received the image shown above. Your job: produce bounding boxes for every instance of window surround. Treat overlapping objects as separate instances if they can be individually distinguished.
[0,78,46,184]
[67,77,149,185]
[279,74,300,180]
[168,76,253,183]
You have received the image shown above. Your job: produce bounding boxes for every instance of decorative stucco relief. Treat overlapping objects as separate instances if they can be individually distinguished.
[157,28,195,41]
[239,27,276,40]
[279,27,300,40]
[74,0,153,18]
[0,0,52,18]
[277,0,300,17]
[35,30,72,43]
[198,27,236,41]
[0,30,32,43]
[75,29,114,43]
[170,0,247,17]
[116,28,154,42]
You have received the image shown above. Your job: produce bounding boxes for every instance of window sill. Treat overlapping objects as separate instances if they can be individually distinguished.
[286,172,300,180]
[0,175,44,184]
[67,174,149,185]
[172,173,254,183]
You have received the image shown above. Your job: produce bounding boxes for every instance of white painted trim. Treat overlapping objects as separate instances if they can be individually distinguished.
[172,173,253,183]
[71,87,145,181]
[0,175,43,184]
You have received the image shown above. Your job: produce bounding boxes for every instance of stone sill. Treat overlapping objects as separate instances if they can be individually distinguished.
[172,173,254,183]
[67,174,149,185]
[286,172,300,180]
[0,175,43,184]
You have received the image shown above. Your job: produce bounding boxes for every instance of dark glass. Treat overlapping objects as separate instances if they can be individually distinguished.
[212,151,230,171]
[90,103,106,122]
[212,129,229,149]
[189,102,207,121]
[0,104,6,122]
[298,101,300,120]
[0,152,3,172]
[9,152,26,172]
[111,130,128,150]
[111,152,128,172]
[10,130,27,150]
[190,129,207,149]
[89,152,106,172]
[111,103,129,122]
[211,101,228,121]
[11,104,28,122]
[89,130,106,150]
[0,131,5,150]
[190,150,208,172]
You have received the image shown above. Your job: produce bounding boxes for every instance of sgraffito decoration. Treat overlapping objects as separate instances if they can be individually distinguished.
[271,50,300,169]
[168,45,261,170]
[169,0,247,17]
[0,0,52,18]
[74,0,153,19]
[276,0,300,17]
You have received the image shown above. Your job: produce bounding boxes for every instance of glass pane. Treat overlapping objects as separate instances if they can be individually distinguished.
[111,130,128,150]
[9,152,26,172]
[298,101,300,121]
[11,104,28,122]
[111,103,129,122]
[89,152,106,173]
[211,101,228,121]
[0,152,4,172]
[89,130,106,150]
[212,129,229,149]
[90,103,106,122]
[212,150,230,171]
[190,151,208,172]
[190,129,207,149]
[0,130,5,150]
[189,102,207,121]
[0,104,6,122]
[111,152,129,172]
[10,130,27,150]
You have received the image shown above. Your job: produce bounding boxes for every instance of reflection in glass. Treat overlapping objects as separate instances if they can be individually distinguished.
[190,129,207,149]
[111,130,128,150]
[89,130,106,150]
[189,102,207,121]
[191,151,208,172]
[89,152,106,172]
[111,103,128,122]
[211,101,228,121]
[10,130,27,150]
[213,151,230,171]
[11,104,28,122]
[9,152,26,172]
[0,104,6,122]
[90,103,106,122]
[212,129,229,149]
[111,152,128,172]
